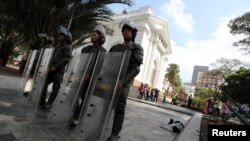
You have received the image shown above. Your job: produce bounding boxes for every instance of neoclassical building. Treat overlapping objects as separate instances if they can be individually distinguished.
[75,6,171,91]
[103,6,171,90]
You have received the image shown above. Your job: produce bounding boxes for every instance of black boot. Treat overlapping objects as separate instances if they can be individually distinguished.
[44,103,53,109]
[168,118,174,125]
[23,92,29,97]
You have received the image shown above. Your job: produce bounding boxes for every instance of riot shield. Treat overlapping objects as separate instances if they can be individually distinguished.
[49,52,105,128]
[75,51,131,141]
[20,49,37,93]
[27,48,54,108]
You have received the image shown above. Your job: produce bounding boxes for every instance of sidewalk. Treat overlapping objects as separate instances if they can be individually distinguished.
[0,88,75,141]
[128,97,199,116]
[174,113,202,141]
[0,89,201,141]
[128,97,202,141]
[0,75,22,91]
[0,73,201,141]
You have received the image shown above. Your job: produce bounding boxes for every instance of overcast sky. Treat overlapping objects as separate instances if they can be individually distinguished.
[109,0,250,83]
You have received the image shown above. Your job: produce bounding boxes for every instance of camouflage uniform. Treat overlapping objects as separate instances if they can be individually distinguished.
[71,45,106,121]
[109,41,143,137]
[40,43,72,106]
[72,25,107,124]
[81,45,106,53]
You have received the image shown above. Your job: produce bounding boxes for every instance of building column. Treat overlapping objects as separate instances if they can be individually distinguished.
[142,37,154,83]
[144,42,156,85]
[155,55,166,89]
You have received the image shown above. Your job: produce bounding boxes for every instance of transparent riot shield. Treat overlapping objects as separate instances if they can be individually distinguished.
[49,52,105,128]
[75,51,131,141]
[20,49,37,93]
[27,48,54,108]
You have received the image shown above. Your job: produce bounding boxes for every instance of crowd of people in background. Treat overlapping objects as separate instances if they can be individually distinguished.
[137,83,159,102]
[203,96,250,119]
[203,97,231,116]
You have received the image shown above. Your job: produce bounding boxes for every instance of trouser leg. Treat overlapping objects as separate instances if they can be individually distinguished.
[47,79,61,104]
[73,81,89,120]
[39,78,52,106]
[111,83,131,137]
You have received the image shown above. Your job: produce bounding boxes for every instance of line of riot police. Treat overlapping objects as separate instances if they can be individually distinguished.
[21,19,144,141]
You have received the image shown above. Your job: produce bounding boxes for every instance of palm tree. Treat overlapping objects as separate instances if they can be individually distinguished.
[163,63,181,102]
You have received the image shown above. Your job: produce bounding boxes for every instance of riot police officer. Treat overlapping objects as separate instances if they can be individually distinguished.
[108,19,144,141]
[40,26,72,109]
[22,33,54,96]
[81,25,107,53]
[71,25,107,126]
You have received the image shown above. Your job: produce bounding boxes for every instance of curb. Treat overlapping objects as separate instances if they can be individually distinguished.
[128,97,197,116]
[128,97,202,141]
[174,113,202,141]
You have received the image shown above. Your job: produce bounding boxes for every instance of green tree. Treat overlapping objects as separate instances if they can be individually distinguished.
[0,1,24,66]
[163,63,182,102]
[173,74,182,95]
[210,58,245,76]
[4,0,132,46]
[195,88,215,99]
[228,12,250,53]
[0,0,132,65]
[221,67,250,103]
[193,88,215,110]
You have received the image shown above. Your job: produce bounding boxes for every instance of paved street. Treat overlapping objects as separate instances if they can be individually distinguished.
[120,100,191,141]
[0,90,192,141]
[0,74,194,141]
[0,75,22,91]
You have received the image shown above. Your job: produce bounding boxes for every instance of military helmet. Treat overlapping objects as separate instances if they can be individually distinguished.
[94,25,106,37]
[57,26,72,44]
[119,19,138,32]
[119,19,138,42]
[94,25,106,45]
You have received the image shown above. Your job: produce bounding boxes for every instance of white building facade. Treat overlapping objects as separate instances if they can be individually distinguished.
[75,6,172,91]
[103,6,172,90]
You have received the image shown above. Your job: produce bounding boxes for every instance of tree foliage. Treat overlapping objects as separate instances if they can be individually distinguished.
[194,88,215,99]
[228,12,250,53]
[210,58,246,76]
[0,0,132,66]
[193,88,215,110]
[221,67,250,103]
[2,0,132,48]
[164,63,182,96]
[164,63,181,84]
[0,1,24,66]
